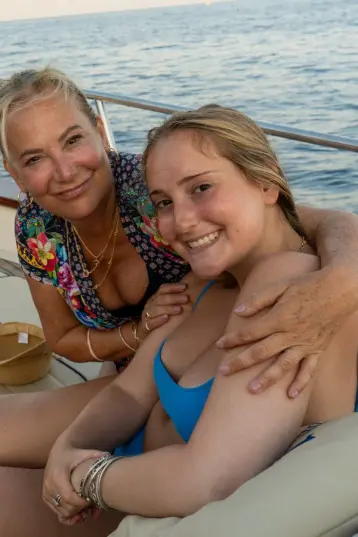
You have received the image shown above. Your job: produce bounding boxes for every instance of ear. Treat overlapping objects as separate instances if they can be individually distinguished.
[3,159,25,191]
[262,186,279,206]
[96,116,111,151]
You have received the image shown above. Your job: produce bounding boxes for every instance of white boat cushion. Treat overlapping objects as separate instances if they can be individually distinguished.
[111,414,358,537]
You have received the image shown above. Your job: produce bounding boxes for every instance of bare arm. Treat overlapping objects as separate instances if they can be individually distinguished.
[26,276,136,362]
[71,252,317,517]
[26,276,190,363]
[298,205,358,266]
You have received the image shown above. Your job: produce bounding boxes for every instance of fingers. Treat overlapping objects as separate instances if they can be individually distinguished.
[244,347,304,394]
[44,450,104,518]
[218,333,287,375]
[142,314,170,333]
[44,481,88,519]
[232,281,289,318]
[155,283,187,295]
[287,354,320,399]
[147,304,184,319]
[216,313,281,350]
[149,292,189,310]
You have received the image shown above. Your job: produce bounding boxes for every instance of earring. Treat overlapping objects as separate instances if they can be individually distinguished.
[107,147,119,164]
[17,190,33,208]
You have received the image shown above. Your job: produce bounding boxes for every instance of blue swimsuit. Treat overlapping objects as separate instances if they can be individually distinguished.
[114,281,215,457]
[114,280,358,457]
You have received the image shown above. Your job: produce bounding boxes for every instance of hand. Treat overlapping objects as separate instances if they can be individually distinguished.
[217,266,356,398]
[43,438,105,524]
[139,282,191,337]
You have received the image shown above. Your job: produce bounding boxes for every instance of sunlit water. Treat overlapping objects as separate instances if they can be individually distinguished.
[1,0,358,210]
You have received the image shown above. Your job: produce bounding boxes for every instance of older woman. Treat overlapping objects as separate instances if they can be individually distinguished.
[1,67,358,473]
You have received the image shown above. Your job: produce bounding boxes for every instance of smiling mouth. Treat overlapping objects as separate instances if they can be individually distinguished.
[188,231,220,250]
[55,178,90,200]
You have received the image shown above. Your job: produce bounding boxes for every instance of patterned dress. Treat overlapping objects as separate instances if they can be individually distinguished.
[15,151,189,367]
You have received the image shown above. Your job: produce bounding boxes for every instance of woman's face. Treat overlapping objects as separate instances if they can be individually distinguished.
[147,131,278,280]
[5,94,111,220]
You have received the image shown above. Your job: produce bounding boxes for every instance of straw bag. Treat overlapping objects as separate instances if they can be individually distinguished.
[0,322,52,385]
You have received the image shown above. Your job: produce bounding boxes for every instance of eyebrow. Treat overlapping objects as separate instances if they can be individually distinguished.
[150,171,215,197]
[19,124,82,160]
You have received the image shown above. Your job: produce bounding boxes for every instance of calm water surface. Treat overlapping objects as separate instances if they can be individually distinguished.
[1,0,358,210]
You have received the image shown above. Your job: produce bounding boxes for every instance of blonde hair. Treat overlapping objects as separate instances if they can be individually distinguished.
[143,104,305,237]
[0,67,97,159]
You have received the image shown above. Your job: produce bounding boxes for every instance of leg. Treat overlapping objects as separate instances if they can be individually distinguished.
[0,467,122,537]
[0,375,115,468]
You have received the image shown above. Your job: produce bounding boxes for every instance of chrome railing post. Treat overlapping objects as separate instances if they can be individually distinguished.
[93,99,116,149]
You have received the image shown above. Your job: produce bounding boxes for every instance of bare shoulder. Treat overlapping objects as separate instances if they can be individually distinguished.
[246,251,319,290]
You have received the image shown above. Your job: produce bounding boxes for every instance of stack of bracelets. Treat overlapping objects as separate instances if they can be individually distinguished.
[77,453,122,510]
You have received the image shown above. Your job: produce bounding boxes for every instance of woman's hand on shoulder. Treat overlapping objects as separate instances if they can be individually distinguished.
[215,251,350,398]
[138,281,192,339]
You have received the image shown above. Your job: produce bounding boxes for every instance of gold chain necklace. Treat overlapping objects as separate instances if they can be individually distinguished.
[91,217,119,290]
[65,208,120,287]
[72,207,120,266]
[70,208,119,277]
[65,217,119,290]
[297,236,307,252]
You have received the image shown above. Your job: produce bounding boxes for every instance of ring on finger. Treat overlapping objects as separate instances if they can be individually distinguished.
[145,311,151,319]
[52,493,62,508]
[145,321,151,332]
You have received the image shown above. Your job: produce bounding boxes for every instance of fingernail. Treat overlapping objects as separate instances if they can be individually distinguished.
[249,381,262,393]
[216,339,224,348]
[218,364,230,375]
[173,306,182,313]
[234,304,246,313]
[290,390,299,399]
[179,295,189,303]
[178,283,187,289]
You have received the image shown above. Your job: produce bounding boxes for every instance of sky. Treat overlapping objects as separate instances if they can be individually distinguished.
[0,0,216,22]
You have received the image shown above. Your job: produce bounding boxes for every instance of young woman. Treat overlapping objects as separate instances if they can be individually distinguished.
[2,105,356,537]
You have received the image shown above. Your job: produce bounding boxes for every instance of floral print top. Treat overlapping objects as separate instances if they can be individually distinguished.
[15,152,190,332]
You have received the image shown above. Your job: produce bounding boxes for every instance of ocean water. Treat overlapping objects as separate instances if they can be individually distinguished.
[0,0,358,210]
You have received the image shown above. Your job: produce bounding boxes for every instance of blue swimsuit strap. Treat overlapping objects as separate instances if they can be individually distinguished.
[193,280,217,310]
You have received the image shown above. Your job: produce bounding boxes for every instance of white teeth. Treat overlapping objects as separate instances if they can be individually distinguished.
[188,232,219,249]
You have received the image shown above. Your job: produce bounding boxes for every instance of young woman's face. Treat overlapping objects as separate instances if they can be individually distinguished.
[147,131,277,280]
[5,94,111,220]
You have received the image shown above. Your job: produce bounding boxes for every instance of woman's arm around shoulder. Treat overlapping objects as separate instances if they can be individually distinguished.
[83,252,318,518]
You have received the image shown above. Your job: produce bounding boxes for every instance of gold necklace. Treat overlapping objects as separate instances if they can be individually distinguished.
[73,207,120,264]
[92,217,119,290]
[65,215,119,290]
[297,236,307,252]
[69,208,120,277]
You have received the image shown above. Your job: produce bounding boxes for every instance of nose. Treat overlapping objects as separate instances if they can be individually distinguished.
[53,153,77,182]
[174,198,198,235]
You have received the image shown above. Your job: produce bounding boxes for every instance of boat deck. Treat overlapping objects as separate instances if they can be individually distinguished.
[0,249,100,394]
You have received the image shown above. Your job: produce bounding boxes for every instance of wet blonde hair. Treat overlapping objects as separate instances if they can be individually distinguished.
[0,66,97,160]
[142,104,305,237]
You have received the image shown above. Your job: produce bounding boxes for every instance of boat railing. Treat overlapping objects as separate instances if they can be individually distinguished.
[1,89,358,209]
[85,89,358,153]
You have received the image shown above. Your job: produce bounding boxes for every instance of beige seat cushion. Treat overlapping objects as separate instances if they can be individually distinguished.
[111,414,358,537]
